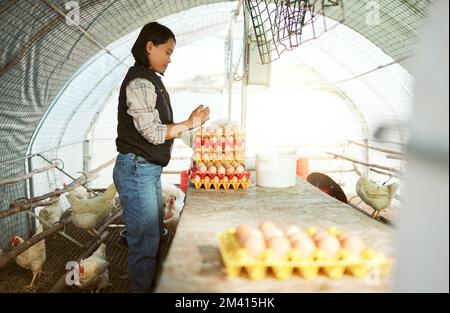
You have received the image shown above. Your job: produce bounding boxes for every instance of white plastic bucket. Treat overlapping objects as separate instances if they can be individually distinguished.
[255,150,297,188]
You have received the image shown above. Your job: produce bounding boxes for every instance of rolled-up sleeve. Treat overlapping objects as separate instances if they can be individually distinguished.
[126,78,167,145]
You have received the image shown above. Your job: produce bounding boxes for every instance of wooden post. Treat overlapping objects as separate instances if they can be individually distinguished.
[0,157,115,220]
[0,162,59,186]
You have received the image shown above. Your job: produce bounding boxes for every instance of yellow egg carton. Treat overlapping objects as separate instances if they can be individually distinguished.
[218,228,393,280]
[191,177,252,190]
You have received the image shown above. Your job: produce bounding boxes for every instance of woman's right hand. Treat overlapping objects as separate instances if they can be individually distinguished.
[188,105,210,129]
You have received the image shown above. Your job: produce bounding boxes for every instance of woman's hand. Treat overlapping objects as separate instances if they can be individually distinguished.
[165,105,210,140]
[188,105,210,129]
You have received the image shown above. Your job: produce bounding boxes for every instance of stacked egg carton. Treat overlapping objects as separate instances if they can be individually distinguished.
[218,223,393,280]
[190,160,251,190]
[192,125,245,162]
[190,125,250,190]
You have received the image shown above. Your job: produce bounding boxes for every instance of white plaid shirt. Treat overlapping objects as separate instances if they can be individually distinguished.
[126,78,168,145]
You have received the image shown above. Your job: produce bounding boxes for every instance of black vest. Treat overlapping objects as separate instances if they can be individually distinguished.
[116,65,174,167]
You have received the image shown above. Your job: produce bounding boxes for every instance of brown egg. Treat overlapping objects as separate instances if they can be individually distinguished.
[342,236,365,255]
[317,235,341,258]
[217,165,226,174]
[262,228,284,242]
[243,235,266,258]
[226,165,235,174]
[236,224,251,244]
[268,236,291,258]
[291,235,316,257]
[337,232,350,244]
[238,228,263,247]
[259,221,277,233]
[313,230,329,243]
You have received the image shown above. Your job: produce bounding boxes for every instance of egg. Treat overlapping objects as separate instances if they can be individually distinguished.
[193,152,201,160]
[268,236,291,258]
[213,176,220,184]
[291,235,316,257]
[208,165,217,174]
[243,235,266,258]
[236,224,251,242]
[337,232,350,243]
[262,228,284,241]
[259,221,277,233]
[202,153,210,161]
[194,136,202,145]
[198,164,207,174]
[317,235,341,258]
[222,176,229,183]
[342,236,365,255]
[313,230,329,243]
[204,176,210,183]
[226,165,235,174]
[235,165,245,174]
[285,225,301,238]
[194,175,201,182]
[239,228,264,247]
[217,166,226,174]
[232,176,239,183]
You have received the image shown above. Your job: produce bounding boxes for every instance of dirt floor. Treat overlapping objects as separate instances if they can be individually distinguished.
[0,219,134,293]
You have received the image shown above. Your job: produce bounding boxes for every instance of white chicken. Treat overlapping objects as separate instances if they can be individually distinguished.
[356,175,400,218]
[163,195,184,234]
[38,197,63,231]
[162,182,185,234]
[10,225,46,289]
[74,243,110,292]
[162,181,185,205]
[67,184,117,237]
[64,183,89,199]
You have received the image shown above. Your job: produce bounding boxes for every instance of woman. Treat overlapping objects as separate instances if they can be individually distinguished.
[113,22,209,292]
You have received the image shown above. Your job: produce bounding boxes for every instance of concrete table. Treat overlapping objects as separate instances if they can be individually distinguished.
[156,178,395,292]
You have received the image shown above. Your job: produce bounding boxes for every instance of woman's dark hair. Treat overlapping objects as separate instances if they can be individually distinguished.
[131,22,176,67]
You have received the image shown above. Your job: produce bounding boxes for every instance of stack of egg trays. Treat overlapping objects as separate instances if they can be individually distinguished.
[190,170,252,190]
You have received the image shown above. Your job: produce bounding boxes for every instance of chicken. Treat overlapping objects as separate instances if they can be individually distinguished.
[67,184,117,237]
[163,195,184,234]
[161,182,185,233]
[162,182,185,205]
[356,175,399,218]
[38,197,63,231]
[64,183,89,199]
[74,243,110,292]
[10,225,46,289]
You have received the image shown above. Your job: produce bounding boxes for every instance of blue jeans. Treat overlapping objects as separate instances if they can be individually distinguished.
[113,153,163,292]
